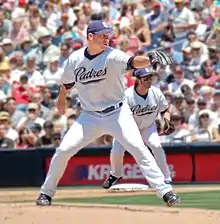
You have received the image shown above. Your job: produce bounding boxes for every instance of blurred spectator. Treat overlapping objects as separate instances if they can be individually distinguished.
[31,91,50,119]
[16,102,45,132]
[36,120,54,147]
[5,97,26,128]
[191,109,220,142]
[0,111,18,142]
[0,123,14,148]
[51,132,62,147]
[0,9,11,38]
[16,128,38,149]
[168,65,194,94]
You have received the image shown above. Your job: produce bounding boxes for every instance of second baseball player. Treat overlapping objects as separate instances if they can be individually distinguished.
[103,67,174,189]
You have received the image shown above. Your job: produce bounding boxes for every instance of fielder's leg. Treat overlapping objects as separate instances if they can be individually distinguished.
[36,111,103,206]
[142,123,171,182]
[103,103,180,206]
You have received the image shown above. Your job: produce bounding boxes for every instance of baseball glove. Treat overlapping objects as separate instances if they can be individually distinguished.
[159,118,175,136]
[147,51,173,70]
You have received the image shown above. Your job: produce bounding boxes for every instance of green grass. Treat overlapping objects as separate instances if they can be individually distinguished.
[54,191,220,210]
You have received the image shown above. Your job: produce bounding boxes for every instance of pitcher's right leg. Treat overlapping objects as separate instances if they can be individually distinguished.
[36,112,102,206]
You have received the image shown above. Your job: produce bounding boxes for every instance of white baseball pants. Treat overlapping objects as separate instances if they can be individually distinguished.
[111,123,171,181]
[40,103,172,198]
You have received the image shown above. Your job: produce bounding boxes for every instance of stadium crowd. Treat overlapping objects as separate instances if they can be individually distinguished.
[0,0,220,148]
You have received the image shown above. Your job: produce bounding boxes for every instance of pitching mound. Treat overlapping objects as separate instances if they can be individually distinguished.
[0,186,220,224]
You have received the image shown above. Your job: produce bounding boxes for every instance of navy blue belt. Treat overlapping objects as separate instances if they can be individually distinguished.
[96,102,123,114]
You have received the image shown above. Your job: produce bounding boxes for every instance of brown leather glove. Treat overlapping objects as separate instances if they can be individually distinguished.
[159,118,175,136]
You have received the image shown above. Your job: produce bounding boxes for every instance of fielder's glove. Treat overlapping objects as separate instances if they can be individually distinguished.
[159,118,175,136]
[147,51,173,70]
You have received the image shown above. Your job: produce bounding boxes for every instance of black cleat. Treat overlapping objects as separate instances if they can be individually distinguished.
[163,191,180,207]
[102,174,122,189]
[36,193,52,206]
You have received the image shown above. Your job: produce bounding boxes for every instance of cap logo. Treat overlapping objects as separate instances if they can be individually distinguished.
[102,21,109,28]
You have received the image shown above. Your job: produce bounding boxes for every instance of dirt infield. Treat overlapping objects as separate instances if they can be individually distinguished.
[1,186,220,224]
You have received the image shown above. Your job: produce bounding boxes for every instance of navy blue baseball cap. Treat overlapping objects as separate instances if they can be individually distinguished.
[87,20,113,35]
[133,67,158,78]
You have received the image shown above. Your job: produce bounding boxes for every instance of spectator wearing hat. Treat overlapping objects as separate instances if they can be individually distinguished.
[59,43,71,68]
[199,85,215,108]
[0,123,14,148]
[5,97,26,128]
[36,120,54,148]
[191,109,220,142]
[43,55,63,86]
[0,111,18,142]
[171,0,197,51]
[169,93,187,120]
[31,92,50,120]
[162,41,183,65]
[34,26,60,72]
[19,37,36,63]
[1,38,14,58]
[188,96,218,131]
[71,38,84,51]
[0,9,12,38]
[168,65,194,94]
[16,102,45,132]
[190,40,209,64]
[8,16,29,46]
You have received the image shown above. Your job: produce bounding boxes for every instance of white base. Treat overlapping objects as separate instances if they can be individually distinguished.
[108,183,149,192]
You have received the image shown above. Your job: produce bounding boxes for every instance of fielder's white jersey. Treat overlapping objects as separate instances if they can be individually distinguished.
[125,86,168,130]
[61,46,131,111]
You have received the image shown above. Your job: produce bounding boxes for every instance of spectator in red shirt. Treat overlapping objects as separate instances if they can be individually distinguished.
[12,75,35,105]
[196,59,220,86]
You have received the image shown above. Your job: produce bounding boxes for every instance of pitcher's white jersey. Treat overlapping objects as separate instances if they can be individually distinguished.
[60,46,131,111]
[126,86,168,130]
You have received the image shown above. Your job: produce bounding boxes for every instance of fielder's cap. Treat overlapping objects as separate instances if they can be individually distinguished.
[87,20,113,35]
[133,66,157,78]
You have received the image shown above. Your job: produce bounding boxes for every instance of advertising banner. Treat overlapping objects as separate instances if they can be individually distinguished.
[195,154,220,181]
[45,154,193,185]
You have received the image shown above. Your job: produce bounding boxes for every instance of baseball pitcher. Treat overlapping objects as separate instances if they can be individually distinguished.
[36,20,180,207]
[103,67,175,189]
